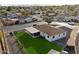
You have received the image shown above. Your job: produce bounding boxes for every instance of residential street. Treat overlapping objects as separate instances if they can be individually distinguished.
[3,21,47,33]
[5,34,23,54]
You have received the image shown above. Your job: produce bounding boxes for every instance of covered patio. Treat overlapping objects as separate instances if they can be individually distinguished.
[24,27,40,36]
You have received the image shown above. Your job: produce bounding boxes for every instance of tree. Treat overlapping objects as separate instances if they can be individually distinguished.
[7,7,12,11]
[44,17,52,24]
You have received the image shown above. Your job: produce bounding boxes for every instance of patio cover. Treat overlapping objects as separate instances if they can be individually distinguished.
[25,27,40,34]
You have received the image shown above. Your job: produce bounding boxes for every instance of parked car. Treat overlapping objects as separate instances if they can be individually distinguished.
[67,22,75,25]
[24,17,32,23]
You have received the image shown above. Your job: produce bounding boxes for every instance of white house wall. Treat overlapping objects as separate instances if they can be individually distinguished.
[40,32,52,42]
[40,31,67,42]
[40,32,44,37]
[50,32,67,41]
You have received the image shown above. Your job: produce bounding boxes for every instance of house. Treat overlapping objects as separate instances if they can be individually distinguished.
[41,11,47,16]
[30,15,43,21]
[7,12,18,18]
[10,18,18,21]
[2,18,16,26]
[34,25,67,42]
[48,13,56,16]
[25,24,67,42]
[34,11,41,14]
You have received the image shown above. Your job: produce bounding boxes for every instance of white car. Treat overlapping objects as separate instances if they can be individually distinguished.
[67,22,75,25]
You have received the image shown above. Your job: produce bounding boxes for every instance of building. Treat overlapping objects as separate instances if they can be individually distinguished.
[18,17,33,24]
[48,13,56,16]
[30,15,43,21]
[35,25,67,42]
[10,18,18,21]
[2,18,16,26]
[25,24,67,42]
[7,12,18,18]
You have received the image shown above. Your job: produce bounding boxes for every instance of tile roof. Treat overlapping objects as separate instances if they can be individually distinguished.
[34,24,66,36]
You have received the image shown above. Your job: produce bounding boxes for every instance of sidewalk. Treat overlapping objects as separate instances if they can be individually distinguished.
[0,42,3,53]
[5,33,23,54]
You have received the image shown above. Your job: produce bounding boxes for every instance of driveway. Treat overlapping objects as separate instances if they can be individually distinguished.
[53,26,72,48]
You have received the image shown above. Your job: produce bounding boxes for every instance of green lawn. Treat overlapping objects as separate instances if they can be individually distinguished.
[15,31,63,54]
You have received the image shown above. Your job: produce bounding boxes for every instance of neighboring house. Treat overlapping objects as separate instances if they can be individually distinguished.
[19,17,32,24]
[2,18,16,25]
[48,13,56,16]
[41,11,47,16]
[30,15,43,21]
[54,15,66,22]
[34,11,41,14]
[10,18,19,22]
[25,24,67,42]
[53,15,78,22]
[7,12,18,18]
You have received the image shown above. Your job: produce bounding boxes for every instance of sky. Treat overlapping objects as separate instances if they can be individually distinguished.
[0,0,79,6]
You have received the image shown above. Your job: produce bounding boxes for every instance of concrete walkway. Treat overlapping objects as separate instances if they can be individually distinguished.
[67,29,77,46]
[0,42,3,53]
[5,34,23,54]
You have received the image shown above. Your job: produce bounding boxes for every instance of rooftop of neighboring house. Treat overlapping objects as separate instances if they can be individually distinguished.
[34,24,66,36]
[50,22,77,29]
[2,18,18,21]
[30,15,43,20]
[48,13,56,16]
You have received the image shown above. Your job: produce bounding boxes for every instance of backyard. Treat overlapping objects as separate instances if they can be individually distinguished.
[15,31,63,54]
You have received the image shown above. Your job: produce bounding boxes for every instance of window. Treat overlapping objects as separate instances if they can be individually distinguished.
[52,36,55,38]
[63,33,65,35]
[47,36,49,38]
